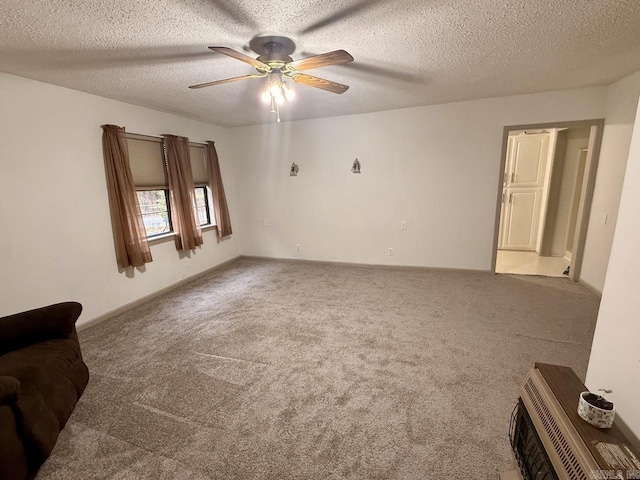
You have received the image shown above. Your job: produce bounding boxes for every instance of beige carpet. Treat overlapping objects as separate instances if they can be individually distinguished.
[37,258,600,479]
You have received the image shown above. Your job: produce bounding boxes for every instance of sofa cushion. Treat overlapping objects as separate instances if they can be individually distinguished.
[0,302,82,356]
[0,337,88,462]
[0,405,29,480]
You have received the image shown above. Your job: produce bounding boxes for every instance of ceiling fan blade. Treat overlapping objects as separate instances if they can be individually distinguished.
[208,46,268,69]
[299,0,387,34]
[289,73,349,94]
[189,74,258,89]
[210,1,258,30]
[300,52,425,84]
[288,50,354,71]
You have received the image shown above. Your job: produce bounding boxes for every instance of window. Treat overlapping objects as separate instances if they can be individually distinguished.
[194,186,211,226]
[135,187,210,237]
[126,134,215,239]
[190,146,214,227]
[136,189,172,237]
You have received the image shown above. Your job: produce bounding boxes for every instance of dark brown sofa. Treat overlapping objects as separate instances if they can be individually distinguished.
[0,302,89,480]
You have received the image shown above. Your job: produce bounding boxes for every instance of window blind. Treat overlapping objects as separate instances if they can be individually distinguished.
[126,135,208,189]
[127,138,167,189]
[190,145,208,187]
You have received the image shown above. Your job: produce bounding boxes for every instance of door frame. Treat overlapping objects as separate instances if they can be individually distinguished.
[491,119,605,282]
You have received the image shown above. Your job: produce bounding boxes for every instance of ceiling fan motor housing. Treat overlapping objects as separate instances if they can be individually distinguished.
[256,53,293,67]
[250,35,296,55]
[251,36,296,69]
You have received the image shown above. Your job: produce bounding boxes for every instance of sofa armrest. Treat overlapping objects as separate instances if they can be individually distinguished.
[0,376,20,403]
[0,302,82,355]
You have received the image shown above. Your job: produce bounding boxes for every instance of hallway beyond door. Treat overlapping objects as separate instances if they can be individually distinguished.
[496,250,570,277]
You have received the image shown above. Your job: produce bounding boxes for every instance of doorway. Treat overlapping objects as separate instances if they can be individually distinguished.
[491,120,604,281]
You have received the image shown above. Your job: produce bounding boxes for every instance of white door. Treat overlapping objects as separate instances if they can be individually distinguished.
[502,188,542,249]
[499,134,550,250]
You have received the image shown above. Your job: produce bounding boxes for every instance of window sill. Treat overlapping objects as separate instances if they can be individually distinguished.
[147,232,174,246]
[147,225,217,246]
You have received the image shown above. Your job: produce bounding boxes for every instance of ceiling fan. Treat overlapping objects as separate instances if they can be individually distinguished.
[189,35,353,94]
[189,35,354,121]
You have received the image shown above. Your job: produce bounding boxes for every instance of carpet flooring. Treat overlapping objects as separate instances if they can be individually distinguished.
[37,258,600,479]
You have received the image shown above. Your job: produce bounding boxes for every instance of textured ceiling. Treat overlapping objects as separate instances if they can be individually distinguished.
[1,0,640,127]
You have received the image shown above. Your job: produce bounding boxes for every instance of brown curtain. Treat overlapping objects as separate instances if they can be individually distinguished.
[101,124,152,269]
[163,135,203,250]
[206,141,233,238]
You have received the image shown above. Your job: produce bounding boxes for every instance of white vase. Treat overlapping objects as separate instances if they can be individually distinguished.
[577,391,615,428]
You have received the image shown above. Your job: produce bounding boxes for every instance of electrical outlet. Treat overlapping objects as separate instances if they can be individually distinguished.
[263,218,269,227]
[296,244,301,252]
[388,248,394,256]
[400,221,407,230]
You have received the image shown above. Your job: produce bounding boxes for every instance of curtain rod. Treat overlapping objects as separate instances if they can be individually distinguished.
[126,132,207,148]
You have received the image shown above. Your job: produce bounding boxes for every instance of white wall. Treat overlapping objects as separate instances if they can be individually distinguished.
[0,73,241,325]
[580,70,640,292]
[0,70,635,327]
[586,97,640,441]
[232,87,607,269]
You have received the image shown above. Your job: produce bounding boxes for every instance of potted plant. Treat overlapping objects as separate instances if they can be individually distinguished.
[578,388,615,428]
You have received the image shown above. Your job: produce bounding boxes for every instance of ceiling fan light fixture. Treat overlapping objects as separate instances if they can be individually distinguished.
[282,83,295,100]
[261,74,294,122]
[269,83,282,96]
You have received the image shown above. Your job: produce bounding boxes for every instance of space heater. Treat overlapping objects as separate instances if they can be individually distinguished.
[502,363,640,480]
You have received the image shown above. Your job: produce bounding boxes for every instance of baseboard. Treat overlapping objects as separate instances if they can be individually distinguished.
[77,255,241,332]
[578,277,602,298]
[239,255,492,274]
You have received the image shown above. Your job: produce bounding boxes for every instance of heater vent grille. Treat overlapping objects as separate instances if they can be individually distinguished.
[523,378,586,480]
